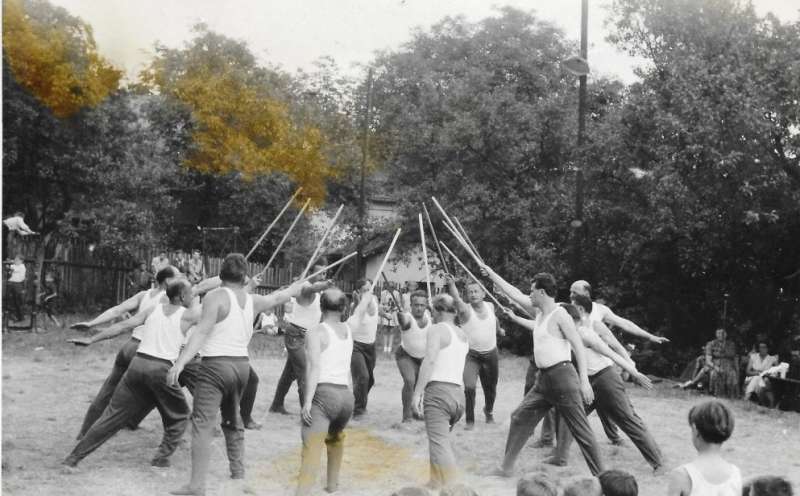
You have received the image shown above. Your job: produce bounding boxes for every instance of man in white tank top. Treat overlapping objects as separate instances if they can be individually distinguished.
[396,290,431,423]
[269,265,333,415]
[568,280,669,447]
[548,297,664,473]
[447,275,504,428]
[68,266,179,439]
[64,279,201,468]
[347,279,379,419]
[296,288,354,495]
[411,294,469,489]
[481,267,604,477]
[167,253,305,496]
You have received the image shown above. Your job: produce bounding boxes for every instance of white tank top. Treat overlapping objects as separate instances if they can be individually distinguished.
[429,323,469,386]
[132,289,165,340]
[318,322,353,386]
[681,460,742,496]
[137,304,186,362]
[461,302,497,352]
[533,307,572,368]
[578,324,613,375]
[287,293,322,330]
[589,302,612,324]
[200,288,253,357]
[401,314,431,359]
[348,295,380,344]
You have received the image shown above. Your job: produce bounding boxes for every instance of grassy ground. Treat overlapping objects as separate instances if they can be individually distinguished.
[2,318,799,495]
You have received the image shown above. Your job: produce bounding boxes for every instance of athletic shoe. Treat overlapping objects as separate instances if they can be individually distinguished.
[151,457,170,468]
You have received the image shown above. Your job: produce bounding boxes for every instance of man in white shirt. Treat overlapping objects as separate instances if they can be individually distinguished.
[6,254,27,322]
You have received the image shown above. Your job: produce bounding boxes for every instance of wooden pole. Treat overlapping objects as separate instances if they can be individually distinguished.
[418,214,432,304]
[430,197,478,262]
[300,251,358,284]
[300,204,344,279]
[245,187,302,261]
[259,198,310,277]
[452,217,484,264]
[422,202,450,275]
[367,228,402,293]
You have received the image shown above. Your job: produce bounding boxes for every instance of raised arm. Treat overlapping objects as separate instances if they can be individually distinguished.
[301,325,323,425]
[603,308,669,344]
[557,311,594,404]
[167,290,225,385]
[500,307,536,332]
[69,306,153,346]
[445,275,471,323]
[580,328,652,389]
[480,264,529,311]
[592,320,635,366]
[71,291,145,329]
[411,325,445,416]
[300,279,334,298]
[252,280,305,315]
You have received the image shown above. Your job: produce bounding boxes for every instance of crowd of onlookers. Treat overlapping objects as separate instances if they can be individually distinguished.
[678,328,800,411]
[390,400,794,496]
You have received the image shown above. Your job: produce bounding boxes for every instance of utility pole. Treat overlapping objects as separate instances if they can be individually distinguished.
[573,0,588,277]
[357,68,373,279]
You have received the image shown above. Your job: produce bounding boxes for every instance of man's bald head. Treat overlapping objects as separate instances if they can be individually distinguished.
[570,280,592,299]
[320,287,346,313]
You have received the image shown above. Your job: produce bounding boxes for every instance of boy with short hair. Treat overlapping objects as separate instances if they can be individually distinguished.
[667,400,741,496]
[743,476,794,496]
[599,470,638,496]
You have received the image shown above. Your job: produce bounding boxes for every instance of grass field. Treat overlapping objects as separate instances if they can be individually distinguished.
[2,319,799,495]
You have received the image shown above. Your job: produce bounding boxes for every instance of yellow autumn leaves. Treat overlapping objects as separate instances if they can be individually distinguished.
[3,0,336,204]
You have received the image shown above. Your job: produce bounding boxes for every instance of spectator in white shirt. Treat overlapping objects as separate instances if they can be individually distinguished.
[6,254,27,322]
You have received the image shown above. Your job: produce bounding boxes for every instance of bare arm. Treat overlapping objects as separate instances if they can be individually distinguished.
[412,325,445,406]
[604,309,669,344]
[667,467,690,496]
[252,281,305,315]
[593,321,635,365]
[69,306,153,346]
[581,328,652,389]
[300,280,333,297]
[301,325,323,425]
[480,264,530,311]
[500,307,536,331]
[167,290,225,385]
[445,275,471,324]
[72,291,145,328]
[557,311,594,404]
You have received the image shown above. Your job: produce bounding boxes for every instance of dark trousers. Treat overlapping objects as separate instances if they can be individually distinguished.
[296,384,354,496]
[186,357,251,491]
[177,359,260,423]
[463,347,499,423]
[78,337,140,438]
[271,324,306,409]
[7,281,25,321]
[65,355,190,465]
[350,340,376,416]
[554,366,663,469]
[502,361,603,475]
[524,359,555,444]
[396,346,423,421]
[424,381,465,488]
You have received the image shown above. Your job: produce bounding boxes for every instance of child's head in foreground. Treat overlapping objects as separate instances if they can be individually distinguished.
[688,400,734,450]
[743,476,794,496]
[562,476,601,496]
[598,470,638,496]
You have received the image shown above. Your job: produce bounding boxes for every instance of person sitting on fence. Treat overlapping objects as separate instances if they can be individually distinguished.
[6,254,27,323]
[38,270,61,328]
[744,341,778,402]
[3,211,36,257]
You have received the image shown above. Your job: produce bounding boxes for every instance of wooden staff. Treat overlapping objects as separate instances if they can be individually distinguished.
[422,202,450,275]
[299,251,357,284]
[367,228,402,293]
[245,187,302,261]
[453,216,484,264]
[380,272,403,310]
[431,197,479,262]
[418,213,432,304]
[439,241,504,309]
[259,198,310,277]
[300,204,344,279]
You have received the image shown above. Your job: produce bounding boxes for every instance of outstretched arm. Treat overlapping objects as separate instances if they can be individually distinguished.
[581,328,652,389]
[69,306,153,346]
[252,281,305,315]
[300,279,334,298]
[445,275,471,323]
[480,265,529,310]
[500,307,536,332]
[593,321,635,366]
[604,309,669,344]
[71,291,145,329]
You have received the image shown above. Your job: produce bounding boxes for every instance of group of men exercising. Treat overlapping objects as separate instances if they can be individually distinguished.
[64,250,669,494]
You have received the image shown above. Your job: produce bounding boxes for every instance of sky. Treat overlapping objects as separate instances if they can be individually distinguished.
[48,0,799,84]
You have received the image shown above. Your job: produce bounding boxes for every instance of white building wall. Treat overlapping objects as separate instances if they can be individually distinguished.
[363,245,446,291]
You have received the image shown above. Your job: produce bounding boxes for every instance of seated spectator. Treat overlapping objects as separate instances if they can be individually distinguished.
[667,400,741,496]
[187,249,205,284]
[517,472,558,496]
[743,476,794,496]
[150,251,170,274]
[563,476,601,496]
[255,307,279,335]
[599,470,638,496]
[744,341,779,402]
